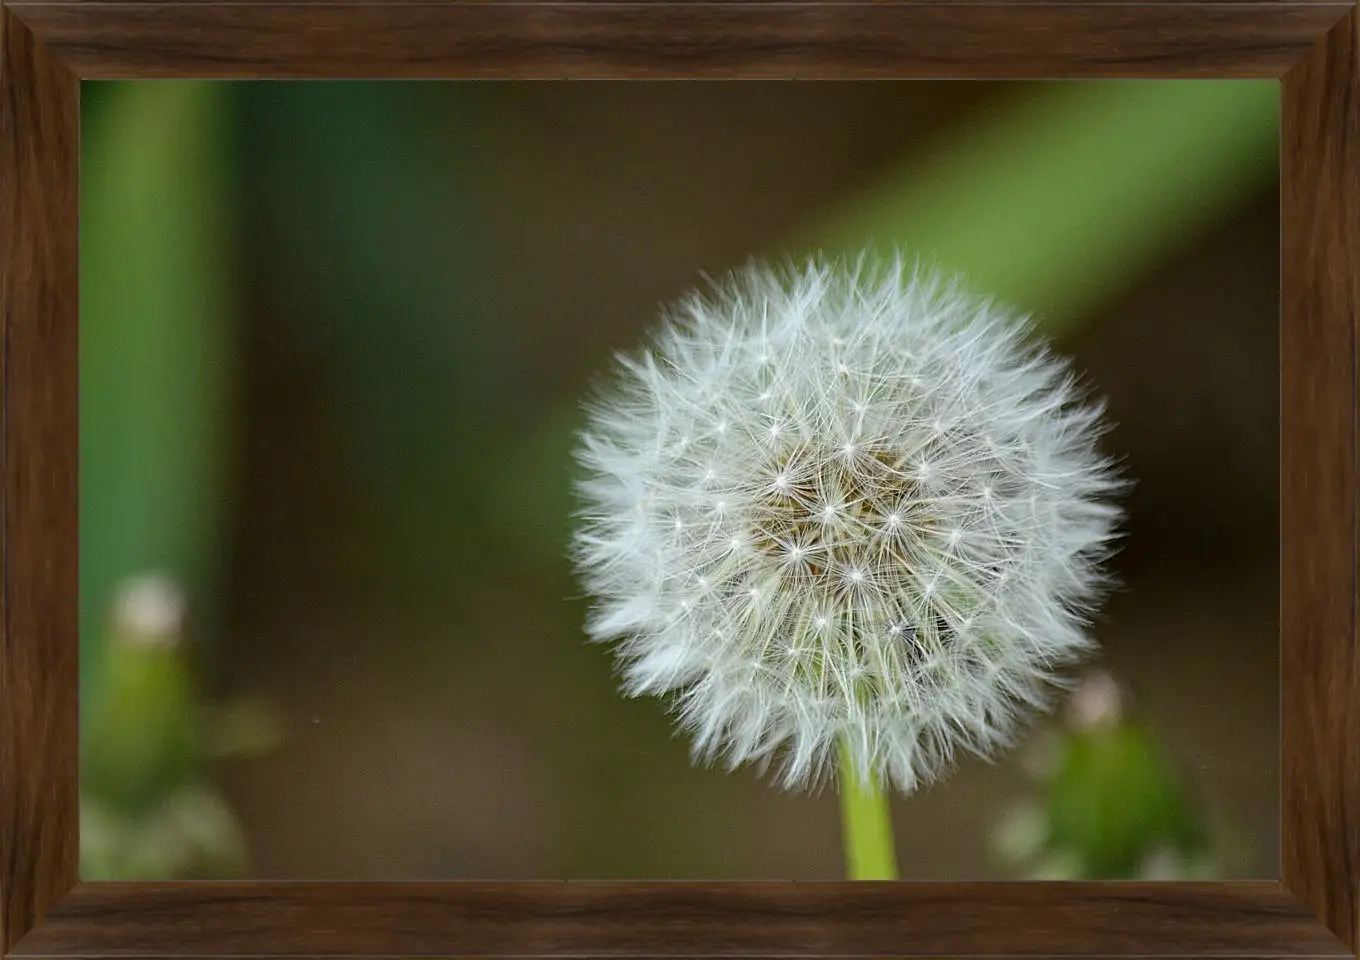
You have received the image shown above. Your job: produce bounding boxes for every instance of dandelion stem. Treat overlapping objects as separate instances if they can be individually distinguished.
[838,738,899,879]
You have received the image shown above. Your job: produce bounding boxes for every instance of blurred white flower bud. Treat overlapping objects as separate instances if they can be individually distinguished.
[111,572,186,647]
[1066,669,1124,731]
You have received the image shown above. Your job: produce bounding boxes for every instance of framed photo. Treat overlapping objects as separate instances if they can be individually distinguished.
[1,3,1356,958]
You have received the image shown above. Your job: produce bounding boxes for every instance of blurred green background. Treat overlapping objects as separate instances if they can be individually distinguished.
[79,80,1280,881]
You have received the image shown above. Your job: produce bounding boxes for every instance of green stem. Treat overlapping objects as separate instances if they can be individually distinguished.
[81,81,239,703]
[838,739,899,879]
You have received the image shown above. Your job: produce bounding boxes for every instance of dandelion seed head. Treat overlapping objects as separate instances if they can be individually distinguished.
[572,253,1125,794]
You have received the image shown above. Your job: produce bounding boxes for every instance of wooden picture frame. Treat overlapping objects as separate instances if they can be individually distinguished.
[1,2,1356,957]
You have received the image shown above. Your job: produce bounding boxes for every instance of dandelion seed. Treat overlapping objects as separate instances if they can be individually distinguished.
[572,252,1124,794]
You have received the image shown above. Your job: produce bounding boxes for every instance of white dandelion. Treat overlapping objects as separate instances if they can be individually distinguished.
[572,253,1124,796]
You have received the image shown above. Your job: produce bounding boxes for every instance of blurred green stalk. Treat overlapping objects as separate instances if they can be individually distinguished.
[80,81,239,707]
[796,80,1279,335]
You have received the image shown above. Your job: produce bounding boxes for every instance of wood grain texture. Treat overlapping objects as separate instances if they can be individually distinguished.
[1,0,1358,958]
[1282,5,1360,955]
[7,881,1353,958]
[2,0,1338,6]
[2,2,1347,79]
[0,4,80,956]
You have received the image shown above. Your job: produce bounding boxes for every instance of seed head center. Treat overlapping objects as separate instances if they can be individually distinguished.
[748,445,924,590]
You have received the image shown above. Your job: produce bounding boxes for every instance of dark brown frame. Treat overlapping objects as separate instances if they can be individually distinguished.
[1,2,1356,957]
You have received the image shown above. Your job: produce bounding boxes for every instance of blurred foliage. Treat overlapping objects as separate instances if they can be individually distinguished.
[82,784,250,881]
[798,80,1279,335]
[991,672,1219,880]
[81,578,202,814]
[80,575,269,880]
